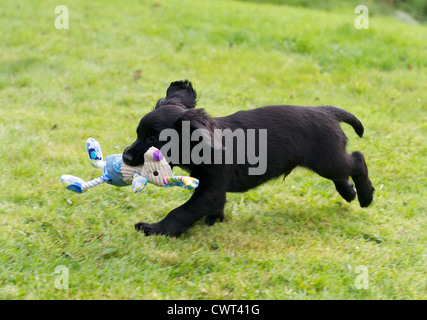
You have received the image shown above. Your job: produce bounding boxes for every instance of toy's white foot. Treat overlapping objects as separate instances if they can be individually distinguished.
[60,175,86,193]
[132,174,148,193]
[86,137,104,168]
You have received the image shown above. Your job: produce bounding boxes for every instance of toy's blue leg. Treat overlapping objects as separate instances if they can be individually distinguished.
[87,137,105,168]
[60,174,105,193]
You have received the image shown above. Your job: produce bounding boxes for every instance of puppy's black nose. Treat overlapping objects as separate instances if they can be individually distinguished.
[122,147,133,165]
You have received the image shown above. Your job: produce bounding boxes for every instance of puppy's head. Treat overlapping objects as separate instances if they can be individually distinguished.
[123,80,218,166]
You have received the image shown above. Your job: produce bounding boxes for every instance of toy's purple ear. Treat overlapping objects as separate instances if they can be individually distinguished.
[153,149,163,161]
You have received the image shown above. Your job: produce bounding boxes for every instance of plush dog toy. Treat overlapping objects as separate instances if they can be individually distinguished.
[60,137,199,193]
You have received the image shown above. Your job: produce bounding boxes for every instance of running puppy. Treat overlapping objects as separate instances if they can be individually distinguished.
[123,80,374,236]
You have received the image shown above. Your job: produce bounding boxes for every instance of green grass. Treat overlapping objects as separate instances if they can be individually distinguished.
[0,0,426,299]
[239,0,427,23]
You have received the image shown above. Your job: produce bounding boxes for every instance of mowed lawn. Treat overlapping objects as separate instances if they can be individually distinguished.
[0,0,426,299]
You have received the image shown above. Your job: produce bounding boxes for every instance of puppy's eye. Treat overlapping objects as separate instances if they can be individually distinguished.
[144,129,157,142]
[153,171,159,176]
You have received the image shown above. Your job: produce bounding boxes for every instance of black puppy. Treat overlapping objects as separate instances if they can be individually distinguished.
[123,80,374,236]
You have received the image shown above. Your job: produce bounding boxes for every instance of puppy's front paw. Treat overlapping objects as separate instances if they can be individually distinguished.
[205,211,225,226]
[134,222,185,237]
[135,222,160,236]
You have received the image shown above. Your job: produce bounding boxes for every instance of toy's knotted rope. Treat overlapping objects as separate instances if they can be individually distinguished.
[82,176,105,190]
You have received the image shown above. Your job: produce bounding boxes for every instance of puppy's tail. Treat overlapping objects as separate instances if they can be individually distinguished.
[320,105,364,138]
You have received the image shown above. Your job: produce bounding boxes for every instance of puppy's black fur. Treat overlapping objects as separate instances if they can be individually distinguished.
[123,80,374,236]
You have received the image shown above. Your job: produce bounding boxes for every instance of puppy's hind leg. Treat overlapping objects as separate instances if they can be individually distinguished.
[305,153,357,204]
[205,193,226,226]
[205,210,225,226]
[333,179,356,203]
[351,151,375,207]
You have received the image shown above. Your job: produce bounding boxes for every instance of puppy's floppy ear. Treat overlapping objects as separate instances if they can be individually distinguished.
[175,108,222,150]
[155,80,197,109]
